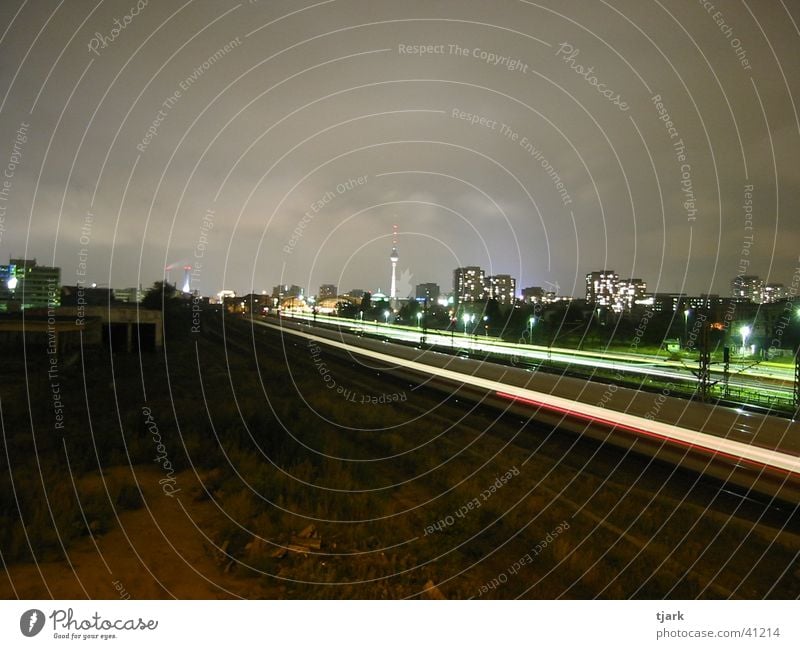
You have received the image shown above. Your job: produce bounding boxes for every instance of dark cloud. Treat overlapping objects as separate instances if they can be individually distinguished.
[1,0,798,296]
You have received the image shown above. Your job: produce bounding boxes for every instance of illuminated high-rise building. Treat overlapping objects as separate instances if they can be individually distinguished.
[586,270,618,307]
[762,283,785,304]
[453,266,486,303]
[731,275,764,303]
[586,271,645,312]
[319,284,337,299]
[0,258,61,310]
[616,278,647,311]
[486,274,516,305]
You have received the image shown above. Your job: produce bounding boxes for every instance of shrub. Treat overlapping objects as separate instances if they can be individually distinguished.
[116,483,144,511]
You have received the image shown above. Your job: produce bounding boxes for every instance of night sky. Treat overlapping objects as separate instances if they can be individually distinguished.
[0,0,798,298]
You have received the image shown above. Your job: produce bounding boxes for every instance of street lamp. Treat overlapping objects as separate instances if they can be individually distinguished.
[529,315,536,343]
[740,324,751,356]
[684,309,690,348]
[416,311,423,328]
[384,310,391,325]
[462,312,470,336]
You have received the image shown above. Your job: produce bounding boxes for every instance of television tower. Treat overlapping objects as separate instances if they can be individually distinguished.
[389,224,399,308]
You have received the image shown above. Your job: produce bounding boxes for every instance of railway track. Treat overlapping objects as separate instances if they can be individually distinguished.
[199,313,799,597]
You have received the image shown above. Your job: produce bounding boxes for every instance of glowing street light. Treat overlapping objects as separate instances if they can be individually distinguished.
[416,311,423,328]
[740,325,751,356]
[529,315,536,342]
[462,312,471,336]
[684,308,690,347]
[384,310,391,325]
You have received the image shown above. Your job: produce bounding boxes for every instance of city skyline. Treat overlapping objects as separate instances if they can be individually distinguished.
[3,252,796,312]
[5,217,800,301]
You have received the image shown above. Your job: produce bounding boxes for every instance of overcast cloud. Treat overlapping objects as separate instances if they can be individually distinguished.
[0,0,798,298]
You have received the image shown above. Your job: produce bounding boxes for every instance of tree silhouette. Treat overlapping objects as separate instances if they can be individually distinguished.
[141,281,178,310]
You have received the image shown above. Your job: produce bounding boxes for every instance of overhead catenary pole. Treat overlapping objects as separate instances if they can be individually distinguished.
[794,347,799,412]
[389,224,399,310]
[698,322,711,402]
[421,295,428,345]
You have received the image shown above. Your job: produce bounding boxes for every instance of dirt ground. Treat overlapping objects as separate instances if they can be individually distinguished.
[0,465,270,599]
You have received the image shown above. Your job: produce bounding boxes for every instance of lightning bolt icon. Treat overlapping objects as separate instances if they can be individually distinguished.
[28,611,37,632]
